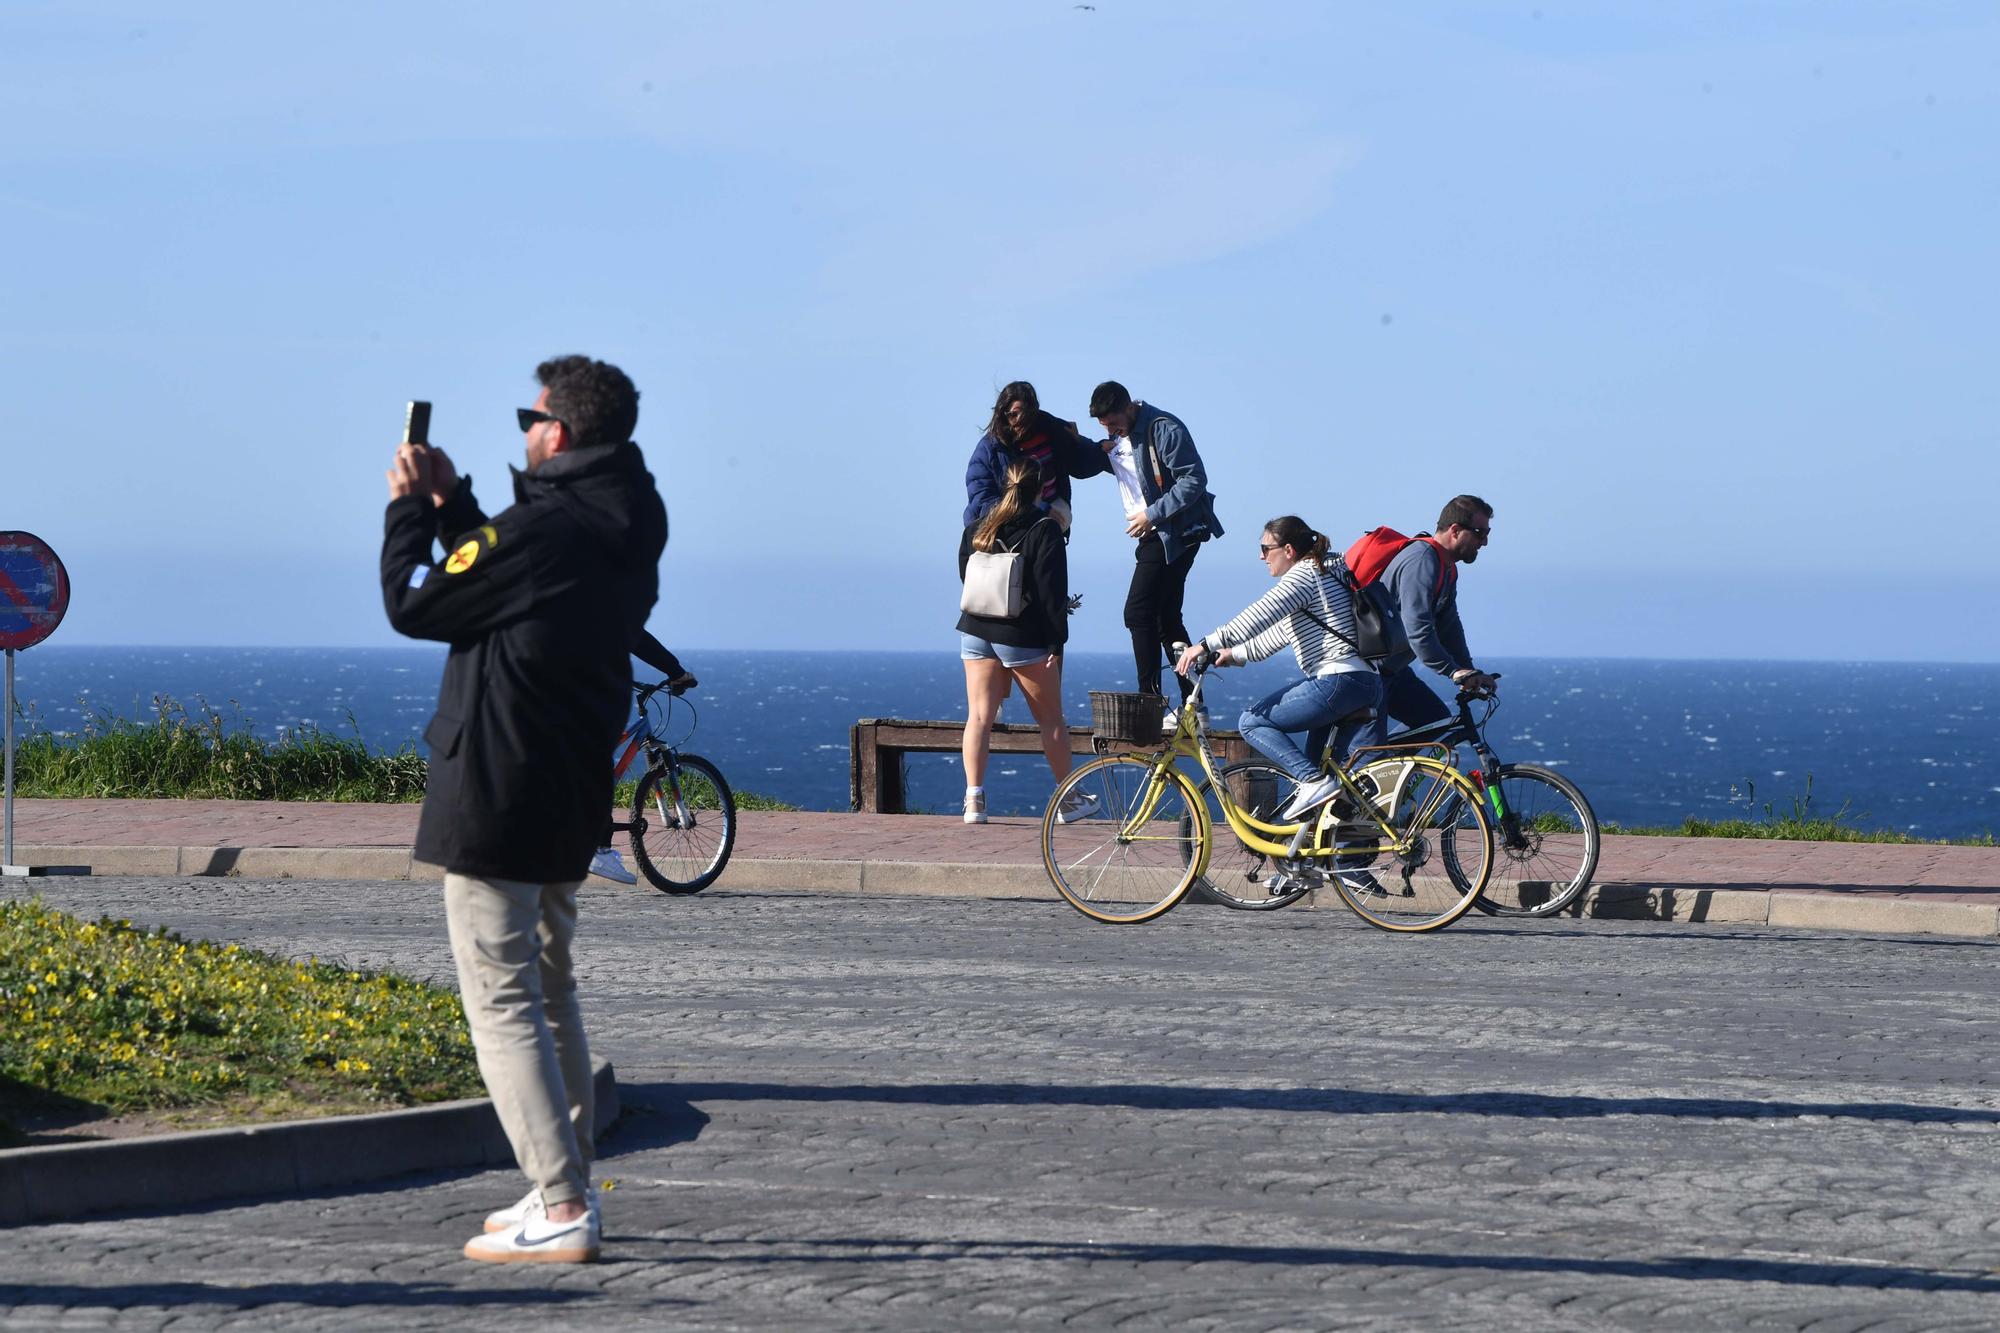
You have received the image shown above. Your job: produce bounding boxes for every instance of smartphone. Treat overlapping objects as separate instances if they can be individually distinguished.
[403,400,432,447]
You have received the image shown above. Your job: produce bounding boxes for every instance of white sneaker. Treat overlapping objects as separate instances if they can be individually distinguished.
[1336,867,1389,899]
[588,847,637,884]
[963,791,988,824]
[1279,775,1342,822]
[484,1183,600,1234]
[1055,788,1101,824]
[465,1197,600,1264]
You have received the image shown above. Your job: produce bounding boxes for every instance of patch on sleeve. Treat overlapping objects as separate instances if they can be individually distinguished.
[444,539,482,575]
[408,565,430,589]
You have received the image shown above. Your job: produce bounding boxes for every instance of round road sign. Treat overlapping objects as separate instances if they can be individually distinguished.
[0,532,70,650]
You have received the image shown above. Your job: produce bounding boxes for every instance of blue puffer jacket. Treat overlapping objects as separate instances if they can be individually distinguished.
[961,412,1110,527]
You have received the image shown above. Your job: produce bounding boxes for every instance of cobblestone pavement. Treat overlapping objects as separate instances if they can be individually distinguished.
[7,878,2000,1330]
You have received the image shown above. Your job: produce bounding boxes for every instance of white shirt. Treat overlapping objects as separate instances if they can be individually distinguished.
[1106,434,1147,521]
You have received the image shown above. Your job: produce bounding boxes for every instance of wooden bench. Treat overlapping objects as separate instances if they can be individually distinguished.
[848,717,1254,814]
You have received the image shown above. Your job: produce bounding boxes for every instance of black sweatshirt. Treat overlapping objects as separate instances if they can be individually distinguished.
[382,442,668,882]
[956,512,1068,651]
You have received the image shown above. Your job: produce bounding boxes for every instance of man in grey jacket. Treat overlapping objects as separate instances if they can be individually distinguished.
[1376,495,1499,729]
[1089,380,1223,708]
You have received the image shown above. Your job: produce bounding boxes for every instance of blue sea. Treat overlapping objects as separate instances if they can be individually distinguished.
[5,646,1998,839]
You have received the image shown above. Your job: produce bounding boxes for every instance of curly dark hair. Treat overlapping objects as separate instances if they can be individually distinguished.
[985,381,1039,445]
[535,355,639,450]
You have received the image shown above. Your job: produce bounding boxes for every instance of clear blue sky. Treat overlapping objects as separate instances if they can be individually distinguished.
[8,2,1995,661]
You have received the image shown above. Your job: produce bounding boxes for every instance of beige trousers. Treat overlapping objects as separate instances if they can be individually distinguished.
[443,873,594,1207]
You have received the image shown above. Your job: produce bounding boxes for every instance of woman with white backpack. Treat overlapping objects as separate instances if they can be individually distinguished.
[957,460,1096,826]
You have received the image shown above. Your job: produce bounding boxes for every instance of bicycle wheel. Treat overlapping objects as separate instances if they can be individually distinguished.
[1043,755,1206,924]
[1182,760,1315,911]
[1321,756,1490,931]
[1469,763,1600,918]
[630,752,736,894]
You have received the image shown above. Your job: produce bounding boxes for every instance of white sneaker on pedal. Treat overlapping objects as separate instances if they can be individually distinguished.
[1055,788,1101,824]
[1278,776,1342,822]
[587,847,637,884]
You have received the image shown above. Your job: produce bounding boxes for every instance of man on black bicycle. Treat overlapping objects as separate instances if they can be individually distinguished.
[589,628,696,884]
[1374,495,1499,730]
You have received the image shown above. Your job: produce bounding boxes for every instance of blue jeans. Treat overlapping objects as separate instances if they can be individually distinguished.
[1237,671,1385,784]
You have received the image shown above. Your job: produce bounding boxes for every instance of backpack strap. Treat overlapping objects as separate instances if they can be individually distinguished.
[1297,560,1370,659]
[1416,536,1455,595]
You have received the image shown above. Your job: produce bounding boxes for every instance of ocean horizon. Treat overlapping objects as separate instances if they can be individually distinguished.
[6,645,1997,839]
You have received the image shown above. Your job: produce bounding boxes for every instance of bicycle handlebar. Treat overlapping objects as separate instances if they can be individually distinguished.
[1453,671,1501,704]
[634,678,692,706]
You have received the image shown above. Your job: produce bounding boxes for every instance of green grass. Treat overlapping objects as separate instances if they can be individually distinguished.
[12,695,796,809]
[1600,775,1996,847]
[0,899,482,1144]
[13,697,428,802]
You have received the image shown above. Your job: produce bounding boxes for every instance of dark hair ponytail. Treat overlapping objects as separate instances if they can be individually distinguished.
[1263,515,1329,566]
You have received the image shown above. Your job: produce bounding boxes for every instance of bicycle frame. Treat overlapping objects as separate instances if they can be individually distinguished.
[1378,692,1526,841]
[1121,668,1471,864]
[609,686,696,836]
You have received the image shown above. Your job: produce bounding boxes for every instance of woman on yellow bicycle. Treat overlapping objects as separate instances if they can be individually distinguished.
[1174,515,1383,824]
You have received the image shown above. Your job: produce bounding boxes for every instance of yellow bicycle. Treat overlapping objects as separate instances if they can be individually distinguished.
[1039,656,1495,929]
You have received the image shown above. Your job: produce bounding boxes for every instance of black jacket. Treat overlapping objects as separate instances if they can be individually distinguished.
[957,511,1068,651]
[381,442,668,882]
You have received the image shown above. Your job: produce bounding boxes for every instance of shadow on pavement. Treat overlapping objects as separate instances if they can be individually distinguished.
[630,1079,2000,1125]
[597,1087,712,1159]
[611,1233,2000,1294]
[0,1281,601,1311]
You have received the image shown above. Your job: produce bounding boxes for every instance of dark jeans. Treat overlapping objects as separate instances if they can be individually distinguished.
[1380,665,1453,732]
[1126,534,1200,700]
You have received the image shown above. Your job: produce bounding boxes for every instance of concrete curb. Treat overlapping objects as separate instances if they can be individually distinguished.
[10,845,1999,941]
[0,1060,619,1227]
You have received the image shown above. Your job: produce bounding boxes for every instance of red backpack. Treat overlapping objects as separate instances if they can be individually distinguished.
[1343,527,1454,596]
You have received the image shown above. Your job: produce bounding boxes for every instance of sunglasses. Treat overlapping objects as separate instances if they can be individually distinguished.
[1458,525,1491,538]
[516,408,563,433]
[1257,543,1283,556]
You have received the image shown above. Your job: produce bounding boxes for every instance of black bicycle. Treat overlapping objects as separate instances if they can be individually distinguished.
[609,679,736,894]
[1192,679,1599,918]
[1386,684,1600,917]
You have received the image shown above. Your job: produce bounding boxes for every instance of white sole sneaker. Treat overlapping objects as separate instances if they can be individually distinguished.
[587,848,637,884]
[464,1210,600,1264]
[1279,777,1342,822]
[1055,790,1101,824]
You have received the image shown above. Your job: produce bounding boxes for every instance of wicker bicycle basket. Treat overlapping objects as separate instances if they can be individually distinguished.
[1088,690,1167,743]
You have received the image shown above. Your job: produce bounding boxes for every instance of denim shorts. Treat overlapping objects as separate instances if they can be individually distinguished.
[959,632,1052,669]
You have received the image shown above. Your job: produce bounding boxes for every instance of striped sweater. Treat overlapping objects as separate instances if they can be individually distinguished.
[1201,558,1372,677]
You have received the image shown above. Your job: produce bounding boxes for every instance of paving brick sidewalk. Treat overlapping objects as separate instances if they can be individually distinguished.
[8,798,1998,904]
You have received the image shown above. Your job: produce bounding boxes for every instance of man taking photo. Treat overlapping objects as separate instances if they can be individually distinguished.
[380,355,667,1264]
